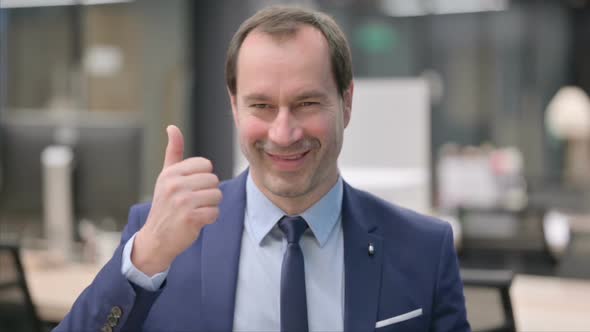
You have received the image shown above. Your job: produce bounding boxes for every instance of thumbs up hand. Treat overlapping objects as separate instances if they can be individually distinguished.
[132,125,222,276]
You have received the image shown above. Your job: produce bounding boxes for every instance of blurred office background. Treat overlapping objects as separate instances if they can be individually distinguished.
[1,0,590,331]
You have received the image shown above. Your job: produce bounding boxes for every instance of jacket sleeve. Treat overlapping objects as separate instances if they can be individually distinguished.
[430,225,471,332]
[53,203,163,332]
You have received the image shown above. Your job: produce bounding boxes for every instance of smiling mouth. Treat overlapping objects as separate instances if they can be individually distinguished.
[266,151,309,161]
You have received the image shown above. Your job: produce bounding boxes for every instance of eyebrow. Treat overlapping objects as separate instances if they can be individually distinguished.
[242,93,272,103]
[241,90,329,104]
[294,90,329,101]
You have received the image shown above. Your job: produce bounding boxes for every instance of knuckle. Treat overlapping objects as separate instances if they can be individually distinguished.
[199,158,213,172]
[158,168,169,179]
[164,181,181,196]
[172,194,189,208]
[205,173,219,188]
[156,172,165,184]
[207,207,220,221]
[156,172,169,188]
[161,183,173,197]
[171,195,182,208]
[193,194,205,208]
[183,209,195,222]
[186,157,213,173]
[203,158,213,172]
[159,165,178,179]
[196,207,218,224]
[200,188,222,205]
[213,189,223,202]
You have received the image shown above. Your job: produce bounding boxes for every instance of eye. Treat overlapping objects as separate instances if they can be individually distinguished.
[300,101,319,107]
[250,104,271,109]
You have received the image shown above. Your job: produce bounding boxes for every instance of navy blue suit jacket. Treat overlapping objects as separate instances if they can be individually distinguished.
[56,171,470,331]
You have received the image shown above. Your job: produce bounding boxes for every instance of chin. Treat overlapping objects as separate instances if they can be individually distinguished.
[263,173,312,198]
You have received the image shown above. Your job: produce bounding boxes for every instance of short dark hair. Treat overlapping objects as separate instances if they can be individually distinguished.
[225,6,352,97]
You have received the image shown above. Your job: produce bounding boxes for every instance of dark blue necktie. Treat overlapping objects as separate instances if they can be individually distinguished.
[278,216,309,332]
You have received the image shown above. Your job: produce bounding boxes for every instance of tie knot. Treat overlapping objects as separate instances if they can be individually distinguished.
[278,216,308,244]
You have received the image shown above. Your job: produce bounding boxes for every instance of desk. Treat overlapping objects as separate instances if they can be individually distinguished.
[21,250,101,323]
[512,274,590,331]
[21,252,590,330]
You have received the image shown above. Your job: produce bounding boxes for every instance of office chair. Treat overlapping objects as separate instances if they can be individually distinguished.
[462,269,516,332]
[0,242,43,332]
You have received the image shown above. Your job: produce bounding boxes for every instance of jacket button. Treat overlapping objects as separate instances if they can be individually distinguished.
[107,314,119,327]
[111,306,122,318]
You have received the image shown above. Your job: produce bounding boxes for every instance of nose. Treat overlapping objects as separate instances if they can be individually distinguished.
[268,107,303,147]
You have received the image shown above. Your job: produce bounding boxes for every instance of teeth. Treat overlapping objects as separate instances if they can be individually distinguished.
[272,153,304,160]
[280,154,303,160]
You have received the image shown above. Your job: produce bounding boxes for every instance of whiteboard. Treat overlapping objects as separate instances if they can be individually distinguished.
[339,78,431,213]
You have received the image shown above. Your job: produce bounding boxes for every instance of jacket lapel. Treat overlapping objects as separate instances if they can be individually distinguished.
[201,171,248,332]
[342,182,384,332]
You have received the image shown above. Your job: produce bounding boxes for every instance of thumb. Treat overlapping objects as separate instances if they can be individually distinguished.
[163,125,184,168]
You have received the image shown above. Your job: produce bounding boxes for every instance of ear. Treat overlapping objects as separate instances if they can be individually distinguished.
[343,81,354,128]
[228,87,239,127]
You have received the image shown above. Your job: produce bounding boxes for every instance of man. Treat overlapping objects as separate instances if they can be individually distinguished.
[56,6,470,332]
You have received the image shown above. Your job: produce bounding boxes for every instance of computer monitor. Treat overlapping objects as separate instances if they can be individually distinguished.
[0,112,142,234]
[73,119,142,226]
[0,117,55,222]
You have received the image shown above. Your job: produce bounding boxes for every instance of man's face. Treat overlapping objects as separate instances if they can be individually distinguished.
[230,25,353,203]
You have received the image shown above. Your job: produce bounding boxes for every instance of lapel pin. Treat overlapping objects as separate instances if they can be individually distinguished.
[368,243,375,256]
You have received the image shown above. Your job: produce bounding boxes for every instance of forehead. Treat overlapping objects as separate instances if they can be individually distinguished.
[235,25,337,98]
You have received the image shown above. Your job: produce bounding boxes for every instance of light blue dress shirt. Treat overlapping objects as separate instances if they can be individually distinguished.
[122,174,344,332]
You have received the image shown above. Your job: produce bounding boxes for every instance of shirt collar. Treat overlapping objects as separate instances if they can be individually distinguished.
[245,173,343,248]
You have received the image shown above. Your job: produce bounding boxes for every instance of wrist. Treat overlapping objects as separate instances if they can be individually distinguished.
[131,230,172,276]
